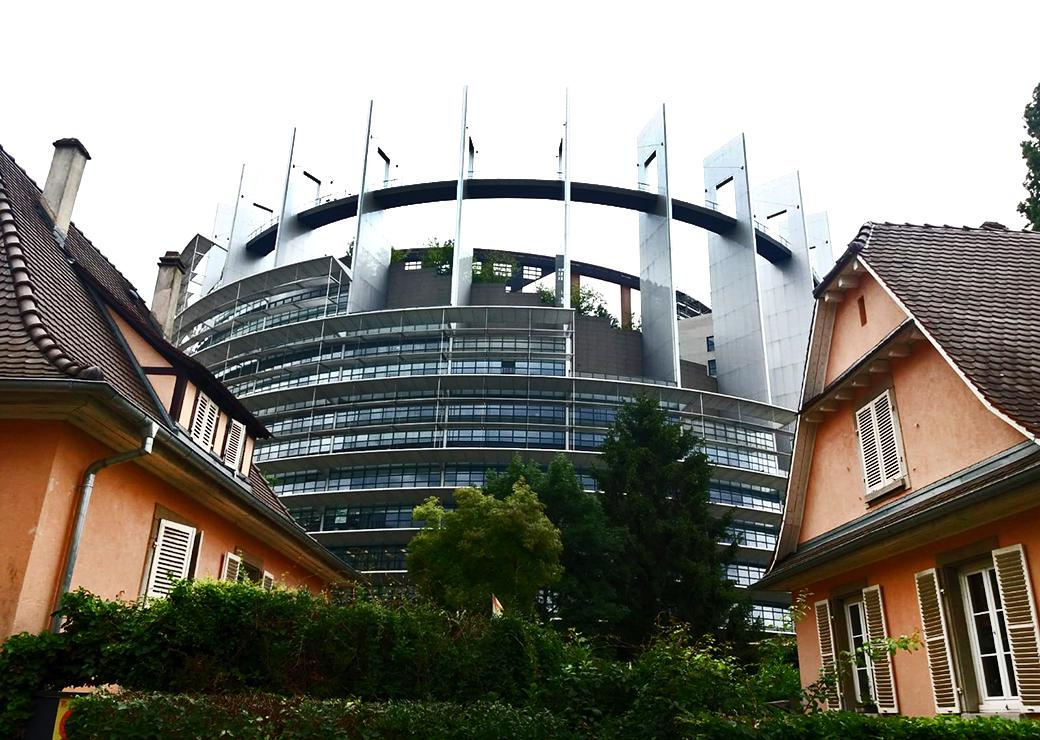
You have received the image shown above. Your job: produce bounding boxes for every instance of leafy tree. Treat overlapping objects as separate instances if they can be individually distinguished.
[485,455,628,635]
[1019,82,1040,229]
[407,483,563,615]
[595,394,749,647]
[572,285,618,327]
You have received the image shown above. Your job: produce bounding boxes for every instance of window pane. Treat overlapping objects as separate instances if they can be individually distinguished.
[967,572,988,612]
[981,655,1003,697]
[975,613,997,655]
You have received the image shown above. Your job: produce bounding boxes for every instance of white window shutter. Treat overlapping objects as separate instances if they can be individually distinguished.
[856,403,883,491]
[221,552,242,582]
[873,393,905,483]
[914,569,961,713]
[856,391,907,497]
[145,520,197,598]
[862,585,899,714]
[223,420,247,471]
[992,544,1040,710]
[814,599,842,710]
[190,393,219,449]
[262,571,275,590]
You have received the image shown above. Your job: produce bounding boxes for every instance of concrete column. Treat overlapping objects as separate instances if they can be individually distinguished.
[620,285,633,330]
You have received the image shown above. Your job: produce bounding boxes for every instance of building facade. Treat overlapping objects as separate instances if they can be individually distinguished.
[761,223,1040,715]
[160,99,831,628]
[0,139,357,638]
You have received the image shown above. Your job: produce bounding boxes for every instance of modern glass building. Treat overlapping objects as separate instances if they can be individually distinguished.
[171,250,795,629]
[158,99,831,630]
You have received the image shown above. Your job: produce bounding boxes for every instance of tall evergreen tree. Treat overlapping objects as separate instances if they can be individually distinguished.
[485,455,627,635]
[1018,82,1040,230]
[595,394,749,647]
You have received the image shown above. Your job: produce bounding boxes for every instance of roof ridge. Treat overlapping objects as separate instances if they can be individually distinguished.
[0,176,103,380]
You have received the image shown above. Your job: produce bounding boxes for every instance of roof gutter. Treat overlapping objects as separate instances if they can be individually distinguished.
[0,378,358,585]
[52,420,159,632]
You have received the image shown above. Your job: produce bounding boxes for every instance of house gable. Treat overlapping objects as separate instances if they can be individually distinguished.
[824,271,907,386]
[799,340,1027,543]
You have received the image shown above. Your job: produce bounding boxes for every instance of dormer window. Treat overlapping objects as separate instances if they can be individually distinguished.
[855,389,908,501]
[189,392,220,450]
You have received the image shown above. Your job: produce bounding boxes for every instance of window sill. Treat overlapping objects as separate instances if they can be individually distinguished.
[864,477,908,506]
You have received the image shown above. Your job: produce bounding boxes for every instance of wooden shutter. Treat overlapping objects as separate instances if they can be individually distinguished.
[862,585,899,714]
[915,569,960,713]
[223,420,246,471]
[190,393,219,449]
[992,544,1040,710]
[221,552,242,582]
[856,403,883,491]
[262,571,275,590]
[815,599,842,709]
[145,520,197,598]
[856,391,907,496]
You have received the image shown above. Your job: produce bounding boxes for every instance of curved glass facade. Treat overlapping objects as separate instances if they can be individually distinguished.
[174,255,796,626]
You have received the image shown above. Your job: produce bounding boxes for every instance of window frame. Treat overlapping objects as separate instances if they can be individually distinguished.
[844,596,877,707]
[959,563,1022,711]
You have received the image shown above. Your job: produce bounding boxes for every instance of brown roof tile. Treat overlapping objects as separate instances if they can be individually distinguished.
[850,222,1040,438]
[0,143,282,520]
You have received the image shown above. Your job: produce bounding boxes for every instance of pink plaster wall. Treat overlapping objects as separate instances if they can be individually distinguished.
[797,510,1040,716]
[824,273,907,386]
[800,342,1025,543]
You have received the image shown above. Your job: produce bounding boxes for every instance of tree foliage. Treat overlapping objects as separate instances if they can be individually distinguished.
[485,456,628,635]
[1019,82,1040,230]
[407,483,563,615]
[594,394,749,647]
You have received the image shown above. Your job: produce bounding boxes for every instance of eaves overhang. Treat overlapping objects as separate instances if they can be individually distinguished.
[0,378,361,584]
[757,440,1040,590]
[799,318,919,417]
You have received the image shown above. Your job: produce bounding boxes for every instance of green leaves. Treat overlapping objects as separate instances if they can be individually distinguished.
[407,483,563,615]
[595,394,750,648]
[1019,83,1040,230]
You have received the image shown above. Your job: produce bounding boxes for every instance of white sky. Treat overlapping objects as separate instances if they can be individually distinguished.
[2,1,1038,312]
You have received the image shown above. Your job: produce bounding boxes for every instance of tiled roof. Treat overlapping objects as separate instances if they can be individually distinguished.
[0,143,287,518]
[0,147,157,411]
[851,222,1040,438]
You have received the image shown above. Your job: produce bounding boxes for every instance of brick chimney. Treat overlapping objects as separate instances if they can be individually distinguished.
[41,138,91,237]
[151,251,186,338]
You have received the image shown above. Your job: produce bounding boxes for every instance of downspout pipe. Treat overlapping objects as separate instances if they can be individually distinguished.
[51,421,160,632]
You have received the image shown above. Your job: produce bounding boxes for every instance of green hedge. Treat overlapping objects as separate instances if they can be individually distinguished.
[63,693,1040,740]
[65,693,576,740]
[681,712,1040,739]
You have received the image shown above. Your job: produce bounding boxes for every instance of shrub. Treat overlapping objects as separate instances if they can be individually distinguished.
[65,692,578,740]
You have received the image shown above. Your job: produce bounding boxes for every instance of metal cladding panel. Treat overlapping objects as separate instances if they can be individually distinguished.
[348,102,392,313]
[274,139,332,269]
[807,212,834,277]
[637,106,680,386]
[221,189,277,287]
[450,87,472,307]
[753,173,815,410]
[704,135,771,404]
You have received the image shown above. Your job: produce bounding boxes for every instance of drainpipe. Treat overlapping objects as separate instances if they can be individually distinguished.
[51,421,160,633]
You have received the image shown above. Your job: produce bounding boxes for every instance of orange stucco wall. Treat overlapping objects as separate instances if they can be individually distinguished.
[799,342,1026,542]
[796,508,1040,716]
[109,309,171,369]
[0,420,329,637]
[824,273,907,385]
